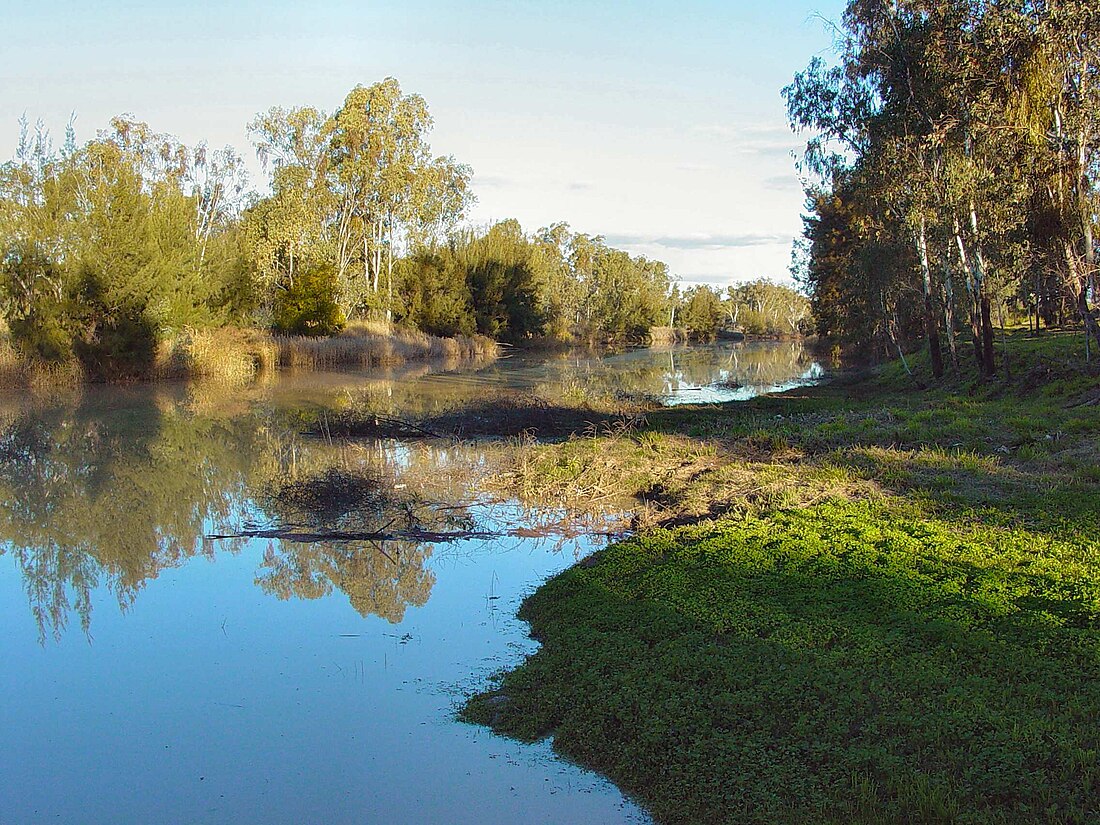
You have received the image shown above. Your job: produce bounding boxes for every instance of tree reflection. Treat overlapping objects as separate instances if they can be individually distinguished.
[0,342,818,640]
[249,444,486,624]
[256,539,435,623]
[0,387,262,640]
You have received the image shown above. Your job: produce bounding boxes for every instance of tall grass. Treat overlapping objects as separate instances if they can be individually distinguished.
[155,327,279,383]
[647,326,688,346]
[0,333,85,390]
[0,322,497,388]
[275,320,497,371]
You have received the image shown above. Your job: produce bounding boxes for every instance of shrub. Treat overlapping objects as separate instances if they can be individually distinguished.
[272,264,345,337]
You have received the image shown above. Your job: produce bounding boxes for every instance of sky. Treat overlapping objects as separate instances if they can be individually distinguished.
[0,0,847,289]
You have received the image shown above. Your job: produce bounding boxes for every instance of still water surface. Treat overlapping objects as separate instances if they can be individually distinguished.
[0,342,820,824]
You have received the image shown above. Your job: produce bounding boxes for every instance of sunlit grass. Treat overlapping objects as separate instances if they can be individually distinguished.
[463,329,1100,824]
[276,321,497,370]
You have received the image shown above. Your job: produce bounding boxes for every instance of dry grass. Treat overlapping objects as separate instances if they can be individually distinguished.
[276,320,497,371]
[647,326,688,345]
[0,334,86,390]
[26,358,85,391]
[155,327,279,383]
[0,321,497,388]
[0,338,26,387]
[485,427,881,530]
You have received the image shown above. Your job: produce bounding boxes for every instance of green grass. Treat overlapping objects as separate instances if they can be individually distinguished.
[463,330,1100,824]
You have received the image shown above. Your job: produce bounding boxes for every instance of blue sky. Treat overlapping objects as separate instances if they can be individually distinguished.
[1,0,846,287]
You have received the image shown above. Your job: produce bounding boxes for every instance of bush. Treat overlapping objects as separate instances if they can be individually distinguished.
[272,264,345,337]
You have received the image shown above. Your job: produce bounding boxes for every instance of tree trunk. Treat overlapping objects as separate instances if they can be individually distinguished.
[941,248,959,373]
[1063,241,1100,356]
[954,216,985,374]
[1033,269,1041,335]
[980,294,996,375]
[364,231,373,294]
[386,221,394,323]
[967,205,996,376]
[917,217,944,379]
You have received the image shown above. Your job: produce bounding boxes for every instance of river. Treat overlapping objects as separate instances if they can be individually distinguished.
[0,341,821,825]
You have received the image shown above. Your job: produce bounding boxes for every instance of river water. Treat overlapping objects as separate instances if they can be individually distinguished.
[0,342,820,825]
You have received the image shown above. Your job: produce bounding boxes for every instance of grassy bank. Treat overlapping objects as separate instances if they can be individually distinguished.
[0,321,497,387]
[463,330,1100,824]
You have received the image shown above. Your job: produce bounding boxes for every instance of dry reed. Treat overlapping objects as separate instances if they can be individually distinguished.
[647,326,688,346]
[0,321,497,388]
[276,321,497,371]
[154,327,279,383]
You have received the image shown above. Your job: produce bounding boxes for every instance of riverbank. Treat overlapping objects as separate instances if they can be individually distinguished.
[0,321,498,388]
[462,330,1100,824]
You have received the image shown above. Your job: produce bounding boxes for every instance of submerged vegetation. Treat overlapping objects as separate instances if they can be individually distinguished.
[463,331,1100,823]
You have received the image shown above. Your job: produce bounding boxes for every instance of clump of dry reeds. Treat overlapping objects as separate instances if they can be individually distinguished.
[155,327,279,383]
[0,320,497,388]
[647,326,688,346]
[276,320,497,371]
[0,334,86,390]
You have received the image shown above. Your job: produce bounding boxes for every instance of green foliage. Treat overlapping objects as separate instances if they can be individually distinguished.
[245,79,474,320]
[396,220,675,344]
[0,116,249,376]
[464,331,1100,824]
[272,264,345,337]
[785,0,1100,365]
[395,250,475,338]
[0,80,682,379]
[678,286,723,339]
[467,495,1100,824]
[1,246,72,362]
[724,279,813,337]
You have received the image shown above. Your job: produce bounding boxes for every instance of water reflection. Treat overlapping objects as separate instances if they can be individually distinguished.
[0,342,820,825]
[4,343,815,642]
[0,388,261,640]
[0,341,819,642]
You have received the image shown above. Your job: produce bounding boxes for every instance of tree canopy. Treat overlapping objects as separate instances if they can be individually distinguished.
[786,0,1100,373]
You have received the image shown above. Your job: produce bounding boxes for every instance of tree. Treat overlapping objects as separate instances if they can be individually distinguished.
[785,0,1100,371]
[680,286,724,339]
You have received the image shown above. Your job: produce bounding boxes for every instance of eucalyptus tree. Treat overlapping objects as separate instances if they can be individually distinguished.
[1007,0,1100,351]
[725,280,813,337]
[785,0,1064,372]
[245,106,337,305]
[246,80,473,321]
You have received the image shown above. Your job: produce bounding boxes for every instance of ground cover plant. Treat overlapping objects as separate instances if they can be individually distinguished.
[463,331,1100,824]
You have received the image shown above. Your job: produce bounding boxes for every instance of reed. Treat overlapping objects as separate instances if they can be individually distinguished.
[275,321,497,371]
[647,326,688,345]
[0,337,25,387]
[0,333,85,390]
[155,327,279,383]
[0,322,496,387]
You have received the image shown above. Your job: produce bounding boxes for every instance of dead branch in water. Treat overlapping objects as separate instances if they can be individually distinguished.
[206,523,615,545]
[305,413,444,440]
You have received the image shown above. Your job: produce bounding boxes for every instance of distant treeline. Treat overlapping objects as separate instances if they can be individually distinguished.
[0,77,811,377]
[675,280,812,340]
[786,1,1099,374]
[0,80,688,376]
